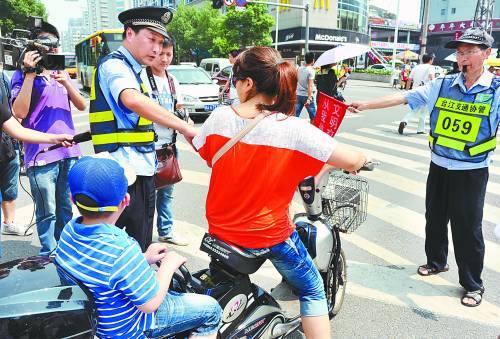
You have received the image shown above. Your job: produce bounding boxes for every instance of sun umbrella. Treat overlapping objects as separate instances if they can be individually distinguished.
[313,43,371,68]
[395,50,419,60]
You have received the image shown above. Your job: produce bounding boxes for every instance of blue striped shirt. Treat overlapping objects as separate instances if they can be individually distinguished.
[55,217,159,338]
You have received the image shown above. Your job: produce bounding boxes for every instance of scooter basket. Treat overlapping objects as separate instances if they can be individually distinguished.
[321,171,369,233]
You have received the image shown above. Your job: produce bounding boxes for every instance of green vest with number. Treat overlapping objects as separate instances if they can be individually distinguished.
[428,75,499,163]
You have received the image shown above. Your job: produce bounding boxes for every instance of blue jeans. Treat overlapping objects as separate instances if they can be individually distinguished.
[156,184,175,237]
[246,230,328,316]
[27,157,77,255]
[0,149,20,257]
[144,291,221,338]
[0,149,20,202]
[295,95,317,120]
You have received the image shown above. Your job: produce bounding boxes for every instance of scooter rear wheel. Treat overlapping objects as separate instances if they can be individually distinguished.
[321,249,347,319]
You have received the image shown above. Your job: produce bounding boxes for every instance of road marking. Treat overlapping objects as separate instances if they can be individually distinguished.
[361,165,500,225]
[366,194,500,274]
[170,217,500,327]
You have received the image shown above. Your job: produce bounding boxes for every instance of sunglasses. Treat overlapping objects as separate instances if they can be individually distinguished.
[231,75,246,88]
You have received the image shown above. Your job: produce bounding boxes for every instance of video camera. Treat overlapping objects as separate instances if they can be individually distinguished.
[0,16,65,72]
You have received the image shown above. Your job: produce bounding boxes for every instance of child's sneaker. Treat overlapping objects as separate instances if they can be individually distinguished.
[2,221,34,236]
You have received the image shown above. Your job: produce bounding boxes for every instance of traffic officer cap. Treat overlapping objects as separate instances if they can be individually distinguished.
[445,27,494,49]
[118,6,173,38]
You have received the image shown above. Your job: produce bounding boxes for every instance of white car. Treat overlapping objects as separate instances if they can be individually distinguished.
[168,65,220,117]
[434,65,446,77]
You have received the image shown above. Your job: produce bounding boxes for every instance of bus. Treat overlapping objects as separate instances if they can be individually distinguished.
[62,52,77,79]
[75,29,123,90]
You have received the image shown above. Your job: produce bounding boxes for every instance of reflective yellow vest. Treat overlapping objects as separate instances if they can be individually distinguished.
[89,51,155,154]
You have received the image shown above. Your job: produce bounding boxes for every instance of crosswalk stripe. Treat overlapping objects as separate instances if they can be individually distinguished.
[173,204,500,326]
[334,141,429,175]
[337,132,500,176]
[366,193,500,274]
[362,166,500,225]
[359,127,428,146]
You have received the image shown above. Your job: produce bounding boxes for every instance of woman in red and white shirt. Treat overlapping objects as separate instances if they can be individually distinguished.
[193,47,367,339]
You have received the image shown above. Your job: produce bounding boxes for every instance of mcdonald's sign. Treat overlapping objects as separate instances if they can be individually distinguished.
[279,0,290,12]
[314,0,329,10]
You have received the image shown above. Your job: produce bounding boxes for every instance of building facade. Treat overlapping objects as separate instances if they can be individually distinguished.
[270,0,370,59]
[87,0,132,32]
[61,17,90,53]
[427,0,500,63]
[132,0,177,7]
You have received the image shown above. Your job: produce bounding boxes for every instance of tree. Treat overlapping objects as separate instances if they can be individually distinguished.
[212,4,274,56]
[168,3,223,63]
[0,0,47,34]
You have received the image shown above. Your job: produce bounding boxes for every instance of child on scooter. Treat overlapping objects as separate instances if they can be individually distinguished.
[54,155,221,338]
[193,46,368,339]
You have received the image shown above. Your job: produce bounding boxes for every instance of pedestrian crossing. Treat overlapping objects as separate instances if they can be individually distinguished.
[9,114,500,328]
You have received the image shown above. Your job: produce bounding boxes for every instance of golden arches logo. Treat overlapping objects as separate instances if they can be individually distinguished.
[279,0,290,12]
[314,0,329,10]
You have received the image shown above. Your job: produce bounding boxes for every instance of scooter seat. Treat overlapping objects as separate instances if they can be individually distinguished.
[200,233,267,275]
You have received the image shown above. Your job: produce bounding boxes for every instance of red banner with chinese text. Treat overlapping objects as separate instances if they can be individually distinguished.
[313,92,348,137]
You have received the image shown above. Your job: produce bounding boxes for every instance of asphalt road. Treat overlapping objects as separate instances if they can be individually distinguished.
[2,79,500,338]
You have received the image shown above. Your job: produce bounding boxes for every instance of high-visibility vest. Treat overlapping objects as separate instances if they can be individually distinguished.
[89,51,155,154]
[428,74,499,162]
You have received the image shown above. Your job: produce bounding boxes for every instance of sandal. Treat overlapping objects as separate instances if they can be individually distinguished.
[417,264,449,276]
[461,289,484,307]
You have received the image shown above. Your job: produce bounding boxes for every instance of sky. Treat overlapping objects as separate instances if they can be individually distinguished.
[41,0,422,33]
[370,0,421,24]
[41,0,86,32]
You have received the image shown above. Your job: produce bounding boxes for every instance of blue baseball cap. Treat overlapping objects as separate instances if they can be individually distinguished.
[68,155,135,212]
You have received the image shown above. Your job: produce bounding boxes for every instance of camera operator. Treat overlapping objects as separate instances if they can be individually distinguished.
[10,20,86,256]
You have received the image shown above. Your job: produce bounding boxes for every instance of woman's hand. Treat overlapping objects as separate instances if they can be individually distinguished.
[51,71,70,87]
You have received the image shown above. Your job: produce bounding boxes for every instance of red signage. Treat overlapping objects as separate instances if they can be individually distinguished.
[313,92,348,137]
[428,19,500,34]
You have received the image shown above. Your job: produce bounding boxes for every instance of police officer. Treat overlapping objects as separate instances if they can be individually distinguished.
[89,7,197,251]
[349,27,499,307]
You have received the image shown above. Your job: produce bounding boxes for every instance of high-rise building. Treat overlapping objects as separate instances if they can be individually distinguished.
[87,0,132,32]
[61,17,90,53]
[425,0,500,62]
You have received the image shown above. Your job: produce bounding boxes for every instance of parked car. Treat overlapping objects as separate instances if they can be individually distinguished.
[199,58,231,76]
[212,65,232,87]
[367,63,393,71]
[168,65,220,117]
[434,65,446,77]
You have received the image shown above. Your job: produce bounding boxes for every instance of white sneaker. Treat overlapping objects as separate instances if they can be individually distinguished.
[1,221,34,236]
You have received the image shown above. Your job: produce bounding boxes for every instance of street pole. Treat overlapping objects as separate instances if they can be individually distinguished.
[305,1,310,53]
[275,7,279,50]
[391,0,400,68]
[420,0,430,58]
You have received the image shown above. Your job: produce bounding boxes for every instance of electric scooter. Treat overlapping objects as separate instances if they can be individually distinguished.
[0,165,373,338]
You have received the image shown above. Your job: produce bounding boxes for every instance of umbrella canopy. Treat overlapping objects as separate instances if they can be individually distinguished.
[395,50,419,60]
[486,58,500,67]
[314,43,370,68]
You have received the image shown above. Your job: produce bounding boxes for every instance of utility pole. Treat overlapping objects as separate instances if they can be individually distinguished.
[473,0,495,34]
[420,0,430,58]
[275,7,279,50]
[391,0,400,68]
